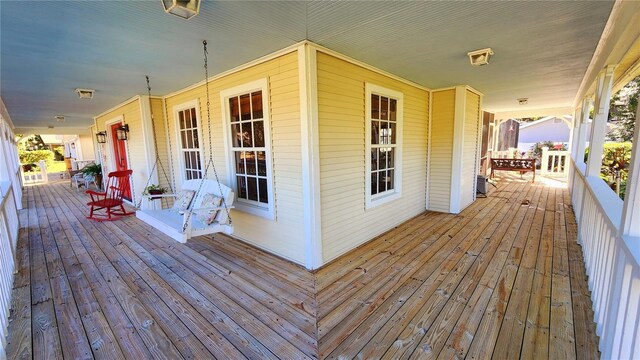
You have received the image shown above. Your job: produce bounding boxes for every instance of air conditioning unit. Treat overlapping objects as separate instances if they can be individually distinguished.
[477,175,489,195]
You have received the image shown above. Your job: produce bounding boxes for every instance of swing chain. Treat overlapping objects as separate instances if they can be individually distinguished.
[181,40,233,233]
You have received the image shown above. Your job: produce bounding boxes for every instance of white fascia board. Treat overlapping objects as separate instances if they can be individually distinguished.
[450,86,466,214]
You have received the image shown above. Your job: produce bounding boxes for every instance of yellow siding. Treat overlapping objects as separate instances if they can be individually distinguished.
[428,89,455,213]
[316,52,429,263]
[149,97,174,208]
[461,90,481,209]
[95,98,149,205]
[163,52,304,264]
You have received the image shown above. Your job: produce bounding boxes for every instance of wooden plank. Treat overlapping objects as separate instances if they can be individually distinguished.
[519,186,556,360]
[28,186,64,360]
[549,187,576,360]
[5,210,32,360]
[39,184,128,359]
[562,189,598,359]
[464,182,546,359]
[34,186,94,360]
[46,183,184,359]
[320,193,507,357]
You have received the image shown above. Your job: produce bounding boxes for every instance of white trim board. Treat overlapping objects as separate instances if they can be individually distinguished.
[449,86,466,214]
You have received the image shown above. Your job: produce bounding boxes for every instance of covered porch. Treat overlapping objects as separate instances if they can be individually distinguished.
[6,175,598,359]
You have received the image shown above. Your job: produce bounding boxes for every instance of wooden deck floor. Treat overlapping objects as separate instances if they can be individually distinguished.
[5,177,599,359]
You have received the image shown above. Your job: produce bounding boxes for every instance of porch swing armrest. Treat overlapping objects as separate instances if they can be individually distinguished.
[141,193,179,199]
[189,205,235,212]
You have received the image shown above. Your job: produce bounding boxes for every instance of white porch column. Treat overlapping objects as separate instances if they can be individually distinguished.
[586,66,615,177]
[620,96,640,237]
[575,100,591,164]
[570,106,582,160]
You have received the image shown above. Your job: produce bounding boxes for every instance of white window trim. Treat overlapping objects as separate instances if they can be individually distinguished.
[173,99,205,187]
[220,78,275,220]
[365,83,403,209]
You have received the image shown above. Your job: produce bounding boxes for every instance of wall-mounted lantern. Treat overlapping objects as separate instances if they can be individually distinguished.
[116,124,129,141]
[96,131,107,144]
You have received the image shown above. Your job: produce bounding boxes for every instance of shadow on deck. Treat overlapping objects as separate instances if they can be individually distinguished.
[6,176,599,359]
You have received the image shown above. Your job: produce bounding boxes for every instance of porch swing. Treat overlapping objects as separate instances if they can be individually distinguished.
[136,41,234,243]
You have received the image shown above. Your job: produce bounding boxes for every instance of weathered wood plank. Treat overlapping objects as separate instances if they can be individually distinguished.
[6,223,32,359]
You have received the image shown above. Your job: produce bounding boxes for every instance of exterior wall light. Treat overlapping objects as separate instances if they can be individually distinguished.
[96,131,107,144]
[467,48,494,66]
[116,124,129,141]
[162,0,201,19]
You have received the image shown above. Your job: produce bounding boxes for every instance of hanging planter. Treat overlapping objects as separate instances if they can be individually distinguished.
[143,184,168,200]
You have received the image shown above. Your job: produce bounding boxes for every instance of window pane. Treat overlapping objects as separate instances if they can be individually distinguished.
[380,122,389,144]
[241,122,252,147]
[237,176,247,199]
[186,130,193,149]
[388,148,395,168]
[387,169,394,190]
[390,122,396,144]
[389,99,397,121]
[245,151,256,175]
[191,108,197,127]
[184,152,191,169]
[379,149,387,170]
[181,131,187,148]
[193,129,199,148]
[196,153,201,170]
[381,97,389,120]
[191,152,198,170]
[179,111,185,129]
[371,172,378,195]
[240,94,251,120]
[258,178,268,203]
[257,151,267,176]
[184,108,191,126]
[371,149,378,170]
[230,97,240,122]
[253,121,265,147]
[252,92,263,119]
[371,95,380,119]
[235,152,245,174]
[232,123,242,148]
[371,121,379,145]
[247,177,258,201]
[379,171,386,192]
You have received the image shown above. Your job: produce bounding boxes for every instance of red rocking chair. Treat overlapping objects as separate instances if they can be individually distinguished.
[86,169,134,221]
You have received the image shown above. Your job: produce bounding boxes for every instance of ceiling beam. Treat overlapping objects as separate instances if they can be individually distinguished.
[493,106,574,120]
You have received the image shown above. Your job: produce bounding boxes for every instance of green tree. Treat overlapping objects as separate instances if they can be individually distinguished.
[608,75,638,142]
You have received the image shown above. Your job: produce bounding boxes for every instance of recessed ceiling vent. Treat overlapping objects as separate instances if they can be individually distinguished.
[467,48,494,66]
[55,115,65,122]
[47,125,54,129]
[75,88,95,99]
[518,98,529,105]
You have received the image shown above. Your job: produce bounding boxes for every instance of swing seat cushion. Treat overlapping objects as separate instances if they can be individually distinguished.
[195,194,223,225]
[172,189,195,211]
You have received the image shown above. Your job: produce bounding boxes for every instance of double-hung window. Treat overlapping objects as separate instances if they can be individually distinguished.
[176,101,203,181]
[366,83,403,208]
[222,79,274,218]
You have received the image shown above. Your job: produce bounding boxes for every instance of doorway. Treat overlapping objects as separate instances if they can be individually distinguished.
[109,122,131,200]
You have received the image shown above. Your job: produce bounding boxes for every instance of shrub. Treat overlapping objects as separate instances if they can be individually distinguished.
[584,142,632,199]
[19,149,54,165]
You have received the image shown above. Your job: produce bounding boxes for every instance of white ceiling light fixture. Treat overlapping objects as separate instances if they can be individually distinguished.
[467,48,494,66]
[162,0,201,19]
[518,98,529,105]
[75,88,95,99]
[55,115,65,122]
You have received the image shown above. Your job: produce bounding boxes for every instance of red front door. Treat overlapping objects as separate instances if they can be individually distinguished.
[110,122,131,200]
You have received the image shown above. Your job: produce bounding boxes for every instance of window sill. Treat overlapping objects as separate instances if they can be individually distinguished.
[234,201,275,221]
[366,191,401,209]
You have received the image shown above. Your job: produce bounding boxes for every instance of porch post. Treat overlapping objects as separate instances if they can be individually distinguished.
[620,96,640,237]
[575,99,591,165]
[586,66,615,177]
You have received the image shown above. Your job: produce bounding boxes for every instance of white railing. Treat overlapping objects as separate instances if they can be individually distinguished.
[540,147,570,177]
[0,181,19,359]
[570,159,640,358]
[19,160,48,185]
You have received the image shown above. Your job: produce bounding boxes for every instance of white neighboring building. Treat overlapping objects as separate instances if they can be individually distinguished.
[517,115,572,152]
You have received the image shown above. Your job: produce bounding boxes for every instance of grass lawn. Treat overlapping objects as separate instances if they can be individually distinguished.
[47,161,68,173]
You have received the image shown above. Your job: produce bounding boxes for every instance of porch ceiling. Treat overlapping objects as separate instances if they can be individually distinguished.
[1,1,614,132]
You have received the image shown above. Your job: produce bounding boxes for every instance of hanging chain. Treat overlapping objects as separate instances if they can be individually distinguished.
[182,40,233,233]
[135,76,174,210]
